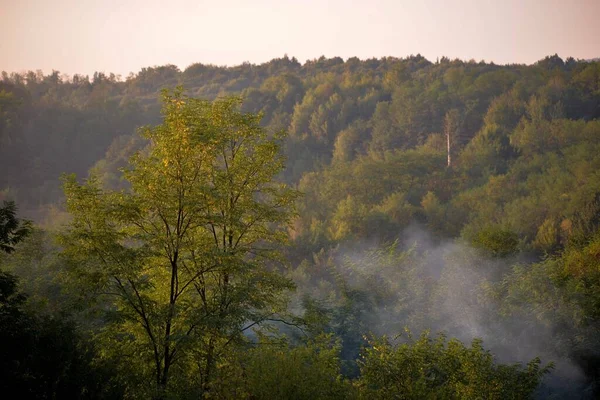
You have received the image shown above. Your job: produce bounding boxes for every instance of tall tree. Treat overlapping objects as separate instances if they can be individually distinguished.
[60,88,298,398]
[444,109,461,167]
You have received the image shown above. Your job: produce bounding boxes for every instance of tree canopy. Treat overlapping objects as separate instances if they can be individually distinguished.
[1,54,600,397]
[60,88,298,398]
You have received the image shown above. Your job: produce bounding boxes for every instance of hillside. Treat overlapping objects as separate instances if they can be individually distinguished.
[2,54,600,397]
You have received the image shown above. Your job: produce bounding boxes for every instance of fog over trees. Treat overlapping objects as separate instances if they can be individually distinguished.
[1,54,600,398]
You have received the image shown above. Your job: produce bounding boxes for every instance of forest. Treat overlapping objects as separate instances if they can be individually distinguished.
[1,53,600,399]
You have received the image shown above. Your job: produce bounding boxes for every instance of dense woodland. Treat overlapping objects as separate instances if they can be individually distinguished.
[1,54,600,398]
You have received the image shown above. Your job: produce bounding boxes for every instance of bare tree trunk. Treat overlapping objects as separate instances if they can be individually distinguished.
[445,109,461,168]
[447,127,451,167]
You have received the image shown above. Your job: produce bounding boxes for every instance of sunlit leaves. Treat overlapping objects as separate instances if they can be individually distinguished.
[60,88,298,397]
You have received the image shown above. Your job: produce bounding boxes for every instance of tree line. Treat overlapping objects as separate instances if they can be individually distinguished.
[1,54,600,398]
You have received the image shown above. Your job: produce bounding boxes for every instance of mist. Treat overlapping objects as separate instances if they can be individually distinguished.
[289,225,597,397]
[3,50,600,397]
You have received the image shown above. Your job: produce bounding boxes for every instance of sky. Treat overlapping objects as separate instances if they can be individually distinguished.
[1,0,599,77]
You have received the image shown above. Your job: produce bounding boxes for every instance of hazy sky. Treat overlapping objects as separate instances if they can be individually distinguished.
[1,0,599,77]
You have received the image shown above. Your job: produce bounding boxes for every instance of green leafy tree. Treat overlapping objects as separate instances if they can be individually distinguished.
[0,200,32,253]
[239,334,352,399]
[0,270,123,399]
[60,88,298,398]
[0,203,119,398]
[469,225,520,257]
[356,331,551,400]
[0,88,22,143]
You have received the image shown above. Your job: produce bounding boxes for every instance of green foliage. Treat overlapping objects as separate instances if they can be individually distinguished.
[560,233,600,320]
[356,331,551,399]
[289,241,433,372]
[0,270,123,398]
[60,88,298,397]
[239,335,352,399]
[421,191,447,235]
[469,226,520,257]
[2,55,600,397]
[0,228,70,314]
[0,200,32,253]
[496,234,600,387]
